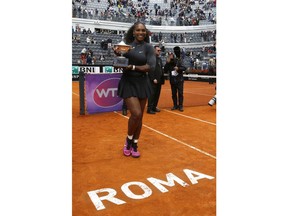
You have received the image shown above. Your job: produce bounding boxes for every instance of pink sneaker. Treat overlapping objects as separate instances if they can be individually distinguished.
[131,143,140,158]
[123,138,132,156]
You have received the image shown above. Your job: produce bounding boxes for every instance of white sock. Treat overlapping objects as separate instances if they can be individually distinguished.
[127,135,133,140]
[133,139,138,143]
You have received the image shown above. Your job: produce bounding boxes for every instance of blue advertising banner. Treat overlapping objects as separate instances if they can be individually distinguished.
[85,73,123,114]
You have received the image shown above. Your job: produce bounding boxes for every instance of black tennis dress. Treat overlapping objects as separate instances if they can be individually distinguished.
[117,41,156,99]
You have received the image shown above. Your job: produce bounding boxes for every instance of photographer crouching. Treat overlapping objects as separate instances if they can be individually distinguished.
[164,46,187,111]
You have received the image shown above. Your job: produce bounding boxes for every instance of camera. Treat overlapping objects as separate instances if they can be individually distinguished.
[208,95,216,106]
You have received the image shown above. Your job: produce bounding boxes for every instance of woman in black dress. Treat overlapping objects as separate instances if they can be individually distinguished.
[114,22,156,158]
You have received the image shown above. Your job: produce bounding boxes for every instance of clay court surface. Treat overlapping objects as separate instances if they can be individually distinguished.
[72,80,216,216]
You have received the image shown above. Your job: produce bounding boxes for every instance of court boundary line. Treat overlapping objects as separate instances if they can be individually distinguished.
[183,91,214,96]
[161,89,214,97]
[72,92,215,126]
[113,111,216,160]
[163,109,216,126]
[73,92,216,159]
[73,92,79,96]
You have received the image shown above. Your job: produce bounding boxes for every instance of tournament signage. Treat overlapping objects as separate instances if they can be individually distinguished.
[87,168,214,211]
[72,66,79,80]
[103,66,113,73]
[72,66,101,81]
[85,73,123,114]
[79,66,100,73]
[72,66,79,74]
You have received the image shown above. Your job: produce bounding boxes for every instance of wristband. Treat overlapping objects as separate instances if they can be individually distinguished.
[132,65,135,70]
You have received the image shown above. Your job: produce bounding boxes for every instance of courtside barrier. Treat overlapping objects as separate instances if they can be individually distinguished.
[78,72,123,115]
[74,65,216,115]
[79,71,85,115]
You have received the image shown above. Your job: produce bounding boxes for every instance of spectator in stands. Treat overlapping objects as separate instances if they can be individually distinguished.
[202,46,206,54]
[208,57,216,84]
[212,42,216,52]
[88,9,94,18]
[180,33,184,42]
[80,48,87,64]
[82,0,88,6]
[99,54,105,61]
[190,56,195,69]
[87,28,92,34]
[107,38,112,57]
[170,32,174,42]
[91,55,96,64]
[181,47,186,59]
[76,34,81,43]
[72,34,77,43]
[86,36,91,44]
[100,40,108,50]
[147,45,165,114]
[114,22,156,158]
[164,46,186,112]
[86,53,92,65]
[159,32,163,41]
[173,33,177,43]
[87,48,93,57]
[90,37,96,44]
[76,25,81,33]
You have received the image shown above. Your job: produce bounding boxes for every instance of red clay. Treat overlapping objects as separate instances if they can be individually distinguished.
[72,81,216,216]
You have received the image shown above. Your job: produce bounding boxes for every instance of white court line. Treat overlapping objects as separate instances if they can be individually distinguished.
[72,91,215,125]
[161,88,214,96]
[183,91,213,96]
[162,87,214,91]
[72,92,79,96]
[164,109,216,126]
[113,111,216,159]
[72,91,216,159]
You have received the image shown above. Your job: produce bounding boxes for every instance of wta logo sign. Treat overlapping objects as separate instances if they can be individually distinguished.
[93,78,122,107]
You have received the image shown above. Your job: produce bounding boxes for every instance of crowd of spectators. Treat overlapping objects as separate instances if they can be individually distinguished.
[150,30,216,43]
[73,26,216,46]
[72,0,216,26]
[72,0,216,68]
[72,27,216,70]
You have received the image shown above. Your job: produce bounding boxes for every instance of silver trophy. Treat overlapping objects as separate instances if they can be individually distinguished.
[113,41,131,68]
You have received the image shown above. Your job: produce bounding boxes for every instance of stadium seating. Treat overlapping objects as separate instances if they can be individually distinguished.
[72,0,216,68]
